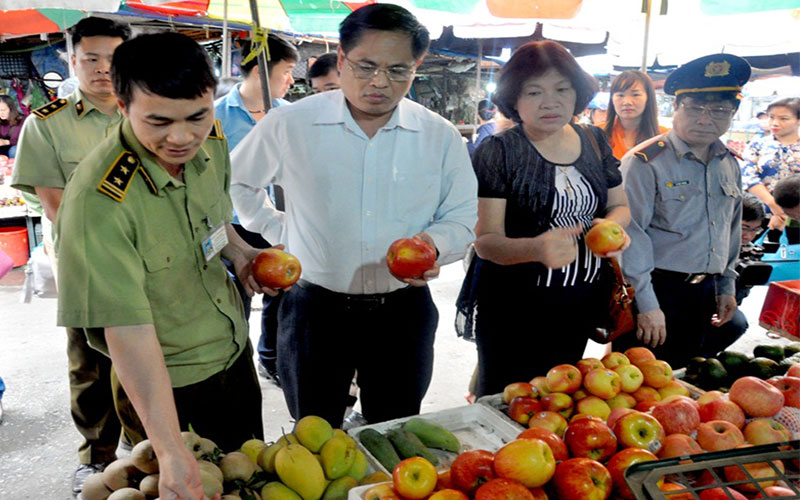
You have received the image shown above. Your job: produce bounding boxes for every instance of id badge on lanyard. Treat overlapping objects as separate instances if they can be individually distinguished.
[201,216,228,262]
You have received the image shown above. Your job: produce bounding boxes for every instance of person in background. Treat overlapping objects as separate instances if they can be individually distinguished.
[10,17,133,497]
[56,32,272,499]
[617,54,750,368]
[741,97,800,232]
[230,4,477,427]
[773,174,800,244]
[756,110,770,137]
[0,95,25,158]
[215,34,299,386]
[598,71,668,160]
[463,40,631,397]
[467,99,497,157]
[308,53,341,93]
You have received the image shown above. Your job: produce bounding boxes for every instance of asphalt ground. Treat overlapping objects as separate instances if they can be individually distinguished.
[0,262,790,499]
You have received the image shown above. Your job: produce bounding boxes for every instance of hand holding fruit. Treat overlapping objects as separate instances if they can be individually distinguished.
[386,234,439,286]
[249,245,301,296]
[586,219,629,258]
[532,225,582,269]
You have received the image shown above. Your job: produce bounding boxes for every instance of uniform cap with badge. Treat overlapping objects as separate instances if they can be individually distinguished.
[664,53,751,97]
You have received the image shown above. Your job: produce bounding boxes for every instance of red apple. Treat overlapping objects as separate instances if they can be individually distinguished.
[696,390,726,406]
[552,458,613,500]
[658,380,690,400]
[614,364,644,393]
[564,418,618,462]
[584,368,622,399]
[586,221,625,255]
[509,396,544,426]
[695,420,744,451]
[601,352,630,370]
[518,428,568,462]
[631,386,661,403]
[474,478,535,500]
[530,376,551,396]
[606,448,660,500]
[364,483,402,500]
[612,411,665,454]
[392,457,438,500]
[698,487,748,500]
[624,347,656,366]
[493,439,556,488]
[450,450,496,496]
[660,482,694,500]
[252,248,301,288]
[638,360,673,388]
[577,358,605,377]
[787,364,800,378]
[386,238,436,280]
[573,388,590,400]
[504,382,538,405]
[651,396,700,435]
[634,400,659,412]
[766,376,800,408]
[657,434,703,459]
[546,364,583,394]
[575,396,612,421]
[698,396,746,429]
[729,377,785,417]
[429,489,469,500]
[436,470,453,491]
[754,486,799,498]
[528,411,568,437]
[540,393,574,419]
[742,418,792,445]
[723,446,785,493]
[605,393,637,410]
[528,486,548,500]
[606,407,635,431]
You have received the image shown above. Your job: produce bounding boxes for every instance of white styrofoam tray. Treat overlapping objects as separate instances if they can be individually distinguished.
[347,482,391,500]
[476,393,526,431]
[347,403,522,475]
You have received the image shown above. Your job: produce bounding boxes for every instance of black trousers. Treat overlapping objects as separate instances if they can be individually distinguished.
[277,282,438,428]
[614,272,719,369]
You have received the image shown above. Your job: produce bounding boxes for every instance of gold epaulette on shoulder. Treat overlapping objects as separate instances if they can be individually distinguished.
[98,151,140,202]
[208,119,225,140]
[633,139,668,163]
[32,99,68,119]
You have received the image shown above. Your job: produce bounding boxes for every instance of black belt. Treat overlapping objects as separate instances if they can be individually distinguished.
[296,279,413,310]
[652,268,716,284]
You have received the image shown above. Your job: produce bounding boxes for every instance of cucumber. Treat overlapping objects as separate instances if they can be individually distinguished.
[402,418,460,453]
[386,429,439,466]
[358,428,401,472]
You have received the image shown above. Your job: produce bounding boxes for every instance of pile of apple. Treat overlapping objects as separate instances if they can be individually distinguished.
[80,415,386,500]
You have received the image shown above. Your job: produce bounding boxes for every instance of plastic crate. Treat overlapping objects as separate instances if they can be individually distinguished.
[347,404,521,475]
[760,280,800,340]
[625,440,800,500]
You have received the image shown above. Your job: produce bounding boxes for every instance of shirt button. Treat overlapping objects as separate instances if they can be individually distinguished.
[708,191,713,196]
[365,210,373,216]
[711,221,716,226]
[194,227,199,233]
[203,264,208,270]
[166,256,171,263]
[679,194,685,200]
[711,247,716,252]
[216,298,222,304]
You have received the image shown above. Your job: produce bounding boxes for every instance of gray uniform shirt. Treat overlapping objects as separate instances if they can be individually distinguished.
[621,130,742,313]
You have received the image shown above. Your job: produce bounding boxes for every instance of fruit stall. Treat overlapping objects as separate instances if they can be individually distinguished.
[75,346,800,500]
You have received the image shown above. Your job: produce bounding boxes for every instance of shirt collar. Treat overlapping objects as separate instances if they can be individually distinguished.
[667,128,729,161]
[224,83,246,110]
[313,90,422,133]
[120,118,211,194]
[72,88,121,121]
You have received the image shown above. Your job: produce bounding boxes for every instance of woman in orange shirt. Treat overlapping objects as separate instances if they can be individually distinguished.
[597,71,668,159]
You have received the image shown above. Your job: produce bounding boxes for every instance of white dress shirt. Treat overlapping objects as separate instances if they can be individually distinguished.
[230,90,478,294]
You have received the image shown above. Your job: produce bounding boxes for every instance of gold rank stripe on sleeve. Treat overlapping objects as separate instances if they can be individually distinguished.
[98,151,140,202]
[31,99,68,119]
[633,140,668,163]
[207,119,225,140]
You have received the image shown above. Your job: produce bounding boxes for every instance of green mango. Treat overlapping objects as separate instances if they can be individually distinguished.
[685,357,706,378]
[261,482,303,500]
[275,444,327,500]
[753,344,785,362]
[783,342,800,357]
[322,477,359,500]
[699,358,728,390]
[748,357,780,379]
[319,436,356,480]
[718,351,750,375]
[345,449,368,482]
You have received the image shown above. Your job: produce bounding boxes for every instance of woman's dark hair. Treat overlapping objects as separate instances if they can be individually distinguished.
[308,53,339,79]
[603,71,660,145]
[767,97,800,119]
[69,16,131,47]
[0,95,22,126]
[113,33,217,108]
[339,4,430,60]
[239,35,299,78]
[494,41,598,123]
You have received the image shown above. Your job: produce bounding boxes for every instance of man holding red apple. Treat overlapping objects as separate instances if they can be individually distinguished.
[618,54,751,368]
[230,4,477,427]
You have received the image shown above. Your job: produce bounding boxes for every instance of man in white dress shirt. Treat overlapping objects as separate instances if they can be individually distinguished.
[230,3,478,427]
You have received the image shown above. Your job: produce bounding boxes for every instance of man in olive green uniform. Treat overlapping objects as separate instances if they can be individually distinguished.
[56,33,273,499]
[10,17,132,496]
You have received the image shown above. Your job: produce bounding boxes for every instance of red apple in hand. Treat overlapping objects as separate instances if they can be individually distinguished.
[252,248,301,288]
[474,478,535,500]
[606,448,660,500]
[553,458,613,500]
[564,418,618,462]
[450,450,496,496]
[586,221,625,255]
[729,377,784,417]
[386,238,436,279]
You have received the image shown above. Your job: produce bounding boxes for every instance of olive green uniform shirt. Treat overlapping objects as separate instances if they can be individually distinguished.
[55,118,248,388]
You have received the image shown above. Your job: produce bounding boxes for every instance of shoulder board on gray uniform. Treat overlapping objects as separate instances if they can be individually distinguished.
[633,139,668,163]
[75,99,86,118]
[98,151,141,202]
[32,99,68,119]
[208,119,225,140]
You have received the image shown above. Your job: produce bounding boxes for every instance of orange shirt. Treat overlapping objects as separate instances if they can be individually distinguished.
[596,120,669,159]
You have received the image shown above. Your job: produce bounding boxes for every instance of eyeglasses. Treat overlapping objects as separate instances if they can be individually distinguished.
[680,102,736,120]
[741,224,762,234]
[343,55,415,82]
